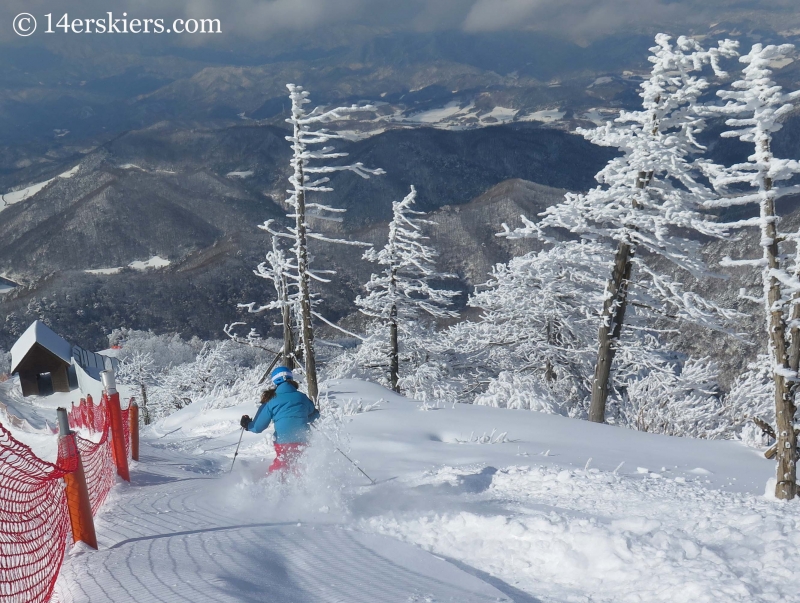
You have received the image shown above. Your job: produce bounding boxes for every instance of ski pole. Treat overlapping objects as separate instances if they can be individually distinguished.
[230,427,245,472]
[311,423,376,485]
[333,445,377,485]
[258,351,285,385]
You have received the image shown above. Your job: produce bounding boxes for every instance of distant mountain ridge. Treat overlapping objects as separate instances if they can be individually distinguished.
[0,121,608,350]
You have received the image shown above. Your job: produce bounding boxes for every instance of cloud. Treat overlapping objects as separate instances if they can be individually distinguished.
[463,0,696,38]
[0,0,794,45]
[214,0,367,34]
[462,0,543,32]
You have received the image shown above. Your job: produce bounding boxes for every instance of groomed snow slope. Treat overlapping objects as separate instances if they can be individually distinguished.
[48,379,798,603]
[55,443,508,603]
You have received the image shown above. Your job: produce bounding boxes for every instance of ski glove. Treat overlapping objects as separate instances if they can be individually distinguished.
[240,415,251,429]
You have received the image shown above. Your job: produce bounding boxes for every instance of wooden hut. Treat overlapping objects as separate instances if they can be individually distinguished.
[10,321,75,397]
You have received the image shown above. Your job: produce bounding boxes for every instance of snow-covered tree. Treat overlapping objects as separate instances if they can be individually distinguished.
[622,357,726,438]
[701,43,800,499]
[109,329,201,371]
[356,186,459,391]
[453,241,608,413]
[267,237,298,367]
[501,34,738,424]
[0,349,10,377]
[149,343,240,418]
[723,354,774,447]
[116,351,157,425]
[445,240,704,420]
[266,84,384,401]
[232,235,299,368]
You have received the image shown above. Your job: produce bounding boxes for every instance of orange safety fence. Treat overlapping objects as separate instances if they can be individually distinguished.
[75,429,116,516]
[69,395,132,512]
[68,395,105,435]
[0,423,76,603]
[69,396,133,462]
[0,394,139,602]
[120,405,132,461]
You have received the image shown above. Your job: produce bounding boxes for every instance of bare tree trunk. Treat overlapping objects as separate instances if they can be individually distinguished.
[588,171,651,424]
[545,318,557,382]
[589,240,634,423]
[389,303,399,392]
[787,247,800,374]
[139,380,150,426]
[388,262,400,392]
[280,275,295,369]
[761,175,797,500]
[293,158,319,402]
[788,298,800,374]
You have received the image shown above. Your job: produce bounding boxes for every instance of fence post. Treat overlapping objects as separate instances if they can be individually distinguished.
[57,407,98,550]
[101,370,130,482]
[129,400,139,461]
[85,394,95,431]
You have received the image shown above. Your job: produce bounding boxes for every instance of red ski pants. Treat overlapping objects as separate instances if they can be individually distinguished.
[268,442,306,474]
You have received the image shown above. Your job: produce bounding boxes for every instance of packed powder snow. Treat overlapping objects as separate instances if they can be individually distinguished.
[37,378,795,603]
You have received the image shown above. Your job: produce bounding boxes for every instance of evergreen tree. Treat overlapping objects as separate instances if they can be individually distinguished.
[356,186,458,391]
[702,42,800,499]
[502,34,738,424]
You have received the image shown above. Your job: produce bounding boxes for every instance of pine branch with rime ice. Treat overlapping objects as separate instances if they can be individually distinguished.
[356,185,460,326]
[501,34,740,332]
[701,43,800,375]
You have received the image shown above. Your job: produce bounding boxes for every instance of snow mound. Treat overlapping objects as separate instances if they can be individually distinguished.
[0,377,61,461]
[366,463,800,603]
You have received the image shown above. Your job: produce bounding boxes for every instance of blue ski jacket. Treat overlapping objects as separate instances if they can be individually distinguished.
[246,381,319,443]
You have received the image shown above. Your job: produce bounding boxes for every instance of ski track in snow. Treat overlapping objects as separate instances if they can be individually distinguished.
[39,379,798,602]
[54,436,509,602]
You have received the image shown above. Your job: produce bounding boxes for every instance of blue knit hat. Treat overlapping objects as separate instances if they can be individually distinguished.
[270,366,293,385]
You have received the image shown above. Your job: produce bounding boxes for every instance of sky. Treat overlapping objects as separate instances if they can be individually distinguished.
[0,0,795,46]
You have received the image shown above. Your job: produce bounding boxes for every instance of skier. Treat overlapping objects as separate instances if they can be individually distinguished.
[240,366,319,474]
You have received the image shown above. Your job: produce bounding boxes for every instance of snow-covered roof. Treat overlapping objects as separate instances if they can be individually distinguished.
[10,320,73,373]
